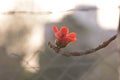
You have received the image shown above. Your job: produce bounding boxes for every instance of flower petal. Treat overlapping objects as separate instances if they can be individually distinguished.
[52,26,58,33]
[55,32,62,39]
[70,37,76,42]
[68,32,76,38]
[60,26,69,35]
[66,37,76,42]
[52,26,77,47]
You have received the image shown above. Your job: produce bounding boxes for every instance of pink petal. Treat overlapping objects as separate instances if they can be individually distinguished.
[70,38,76,42]
[52,26,58,33]
[68,32,76,38]
[60,26,69,35]
[55,32,62,39]
[65,37,76,42]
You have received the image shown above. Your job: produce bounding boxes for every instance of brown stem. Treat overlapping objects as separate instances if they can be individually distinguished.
[48,42,60,53]
[48,34,117,57]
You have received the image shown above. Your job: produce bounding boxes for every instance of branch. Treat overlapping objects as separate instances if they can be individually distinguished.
[2,11,52,15]
[1,8,97,15]
[48,34,117,57]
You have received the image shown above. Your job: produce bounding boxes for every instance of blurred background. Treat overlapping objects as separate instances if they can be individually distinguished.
[0,0,119,80]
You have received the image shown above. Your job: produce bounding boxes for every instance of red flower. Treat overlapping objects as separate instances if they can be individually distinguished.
[52,26,76,48]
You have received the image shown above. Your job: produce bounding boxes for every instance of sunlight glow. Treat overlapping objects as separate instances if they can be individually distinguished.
[0,0,16,32]
[34,0,78,12]
[34,0,120,28]
[22,25,44,73]
[34,0,76,22]
[75,0,120,30]
[28,26,44,48]
[0,0,15,13]
[97,8,119,30]
[48,12,72,22]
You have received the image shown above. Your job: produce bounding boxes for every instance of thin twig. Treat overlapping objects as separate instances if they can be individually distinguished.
[48,34,117,57]
[2,11,52,15]
[0,8,97,15]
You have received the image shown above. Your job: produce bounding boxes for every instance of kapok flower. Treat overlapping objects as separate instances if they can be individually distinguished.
[52,26,76,48]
